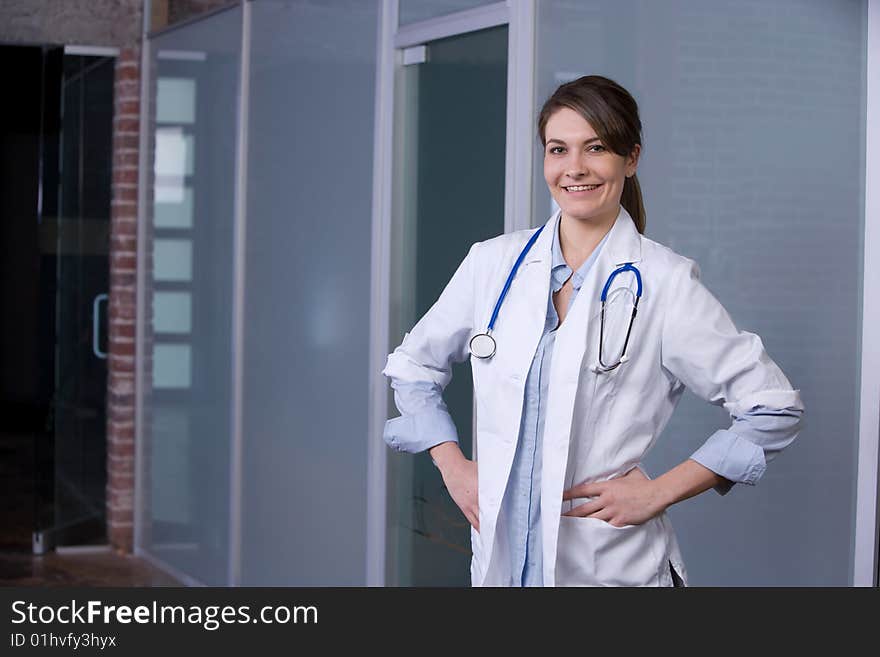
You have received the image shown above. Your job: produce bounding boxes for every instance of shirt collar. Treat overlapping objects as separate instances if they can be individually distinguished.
[550,214,612,292]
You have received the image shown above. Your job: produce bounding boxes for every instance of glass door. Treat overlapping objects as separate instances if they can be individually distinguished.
[387,25,508,586]
[34,50,114,552]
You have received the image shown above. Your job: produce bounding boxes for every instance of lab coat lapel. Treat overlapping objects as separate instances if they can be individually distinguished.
[476,212,556,577]
[539,206,643,586]
[499,212,557,383]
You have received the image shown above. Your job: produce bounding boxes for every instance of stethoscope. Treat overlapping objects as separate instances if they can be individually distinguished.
[468,225,642,373]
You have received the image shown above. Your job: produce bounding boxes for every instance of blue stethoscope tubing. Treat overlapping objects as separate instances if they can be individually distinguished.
[468,224,642,372]
[598,262,642,372]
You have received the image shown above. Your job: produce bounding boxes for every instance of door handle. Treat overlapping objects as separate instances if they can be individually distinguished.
[93,293,108,359]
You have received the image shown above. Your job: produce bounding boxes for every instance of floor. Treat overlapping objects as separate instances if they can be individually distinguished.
[1,426,181,587]
[0,548,183,587]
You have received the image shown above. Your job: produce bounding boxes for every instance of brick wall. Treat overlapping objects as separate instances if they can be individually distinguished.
[106,48,141,554]
[0,0,141,47]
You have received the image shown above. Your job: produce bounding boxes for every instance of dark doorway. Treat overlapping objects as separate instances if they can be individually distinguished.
[0,44,113,554]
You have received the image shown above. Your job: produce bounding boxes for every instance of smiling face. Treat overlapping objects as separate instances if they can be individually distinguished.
[543,107,640,229]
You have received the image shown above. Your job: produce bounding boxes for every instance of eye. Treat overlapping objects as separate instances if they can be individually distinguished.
[548,146,565,155]
[587,144,606,153]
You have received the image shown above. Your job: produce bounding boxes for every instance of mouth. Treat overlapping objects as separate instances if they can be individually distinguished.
[562,183,603,193]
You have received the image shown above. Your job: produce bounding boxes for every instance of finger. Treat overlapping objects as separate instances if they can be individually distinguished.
[562,482,604,500]
[562,499,604,518]
[467,509,480,533]
[586,508,615,523]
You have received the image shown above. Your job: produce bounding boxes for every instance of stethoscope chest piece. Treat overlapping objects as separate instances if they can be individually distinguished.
[469,332,496,359]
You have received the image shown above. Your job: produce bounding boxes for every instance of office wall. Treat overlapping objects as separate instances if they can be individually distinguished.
[142,0,378,585]
[535,0,866,585]
[240,0,377,586]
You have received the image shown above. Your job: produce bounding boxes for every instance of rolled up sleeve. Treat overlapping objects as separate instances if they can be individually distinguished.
[689,405,803,495]
[383,381,460,454]
[381,242,480,455]
[661,259,805,496]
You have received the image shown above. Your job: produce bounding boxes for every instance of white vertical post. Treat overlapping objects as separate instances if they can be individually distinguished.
[134,0,152,557]
[504,0,536,233]
[367,0,398,587]
[855,0,880,588]
[228,0,250,587]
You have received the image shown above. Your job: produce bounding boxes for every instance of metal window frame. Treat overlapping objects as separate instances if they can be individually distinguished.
[855,0,880,588]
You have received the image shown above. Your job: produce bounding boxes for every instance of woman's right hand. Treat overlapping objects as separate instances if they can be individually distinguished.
[430,442,479,533]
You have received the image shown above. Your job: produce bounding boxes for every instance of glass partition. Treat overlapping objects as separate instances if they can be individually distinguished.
[387,25,508,586]
[239,0,379,585]
[535,0,866,585]
[143,5,241,584]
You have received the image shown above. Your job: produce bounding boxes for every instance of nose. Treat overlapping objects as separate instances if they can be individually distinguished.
[564,152,587,179]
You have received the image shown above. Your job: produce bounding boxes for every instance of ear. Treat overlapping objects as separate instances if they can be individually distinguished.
[625,144,641,178]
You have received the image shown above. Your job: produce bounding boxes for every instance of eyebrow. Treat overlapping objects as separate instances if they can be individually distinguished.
[546,137,602,146]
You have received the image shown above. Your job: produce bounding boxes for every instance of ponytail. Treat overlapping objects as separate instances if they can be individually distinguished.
[621,174,646,234]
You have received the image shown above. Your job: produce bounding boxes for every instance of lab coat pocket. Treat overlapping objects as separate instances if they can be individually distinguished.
[556,515,664,587]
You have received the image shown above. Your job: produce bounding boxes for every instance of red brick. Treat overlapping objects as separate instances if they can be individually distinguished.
[110,341,135,358]
[109,466,134,482]
[114,150,139,168]
[111,272,137,288]
[113,185,138,202]
[110,306,136,323]
[113,168,138,185]
[119,47,139,62]
[108,355,134,373]
[116,65,139,82]
[109,284,135,300]
[114,134,139,150]
[108,371,135,390]
[112,220,138,238]
[109,528,133,553]
[111,254,137,271]
[107,429,135,443]
[116,99,140,115]
[114,118,139,133]
[111,234,137,251]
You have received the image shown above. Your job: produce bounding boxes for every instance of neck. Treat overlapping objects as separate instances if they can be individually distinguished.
[558,207,618,269]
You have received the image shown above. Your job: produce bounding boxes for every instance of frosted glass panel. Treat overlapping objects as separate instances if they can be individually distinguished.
[153,344,192,388]
[387,26,507,586]
[144,5,239,585]
[536,0,865,586]
[156,78,196,124]
[399,0,496,25]
[150,409,191,523]
[152,239,192,281]
[241,0,378,585]
[153,291,191,333]
[154,187,194,229]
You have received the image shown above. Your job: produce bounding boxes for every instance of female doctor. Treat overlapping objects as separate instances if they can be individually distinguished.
[382,75,804,587]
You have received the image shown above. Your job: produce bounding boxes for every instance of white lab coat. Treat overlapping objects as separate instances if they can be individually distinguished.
[383,206,802,586]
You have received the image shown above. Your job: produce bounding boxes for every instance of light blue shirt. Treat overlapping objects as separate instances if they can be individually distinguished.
[496,217,609,585]
[383,218,803,586]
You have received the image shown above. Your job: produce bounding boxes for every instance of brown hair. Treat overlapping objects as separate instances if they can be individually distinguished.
[537,75,646,234]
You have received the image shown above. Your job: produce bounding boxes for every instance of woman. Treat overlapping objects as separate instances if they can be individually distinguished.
[382,75,803,587]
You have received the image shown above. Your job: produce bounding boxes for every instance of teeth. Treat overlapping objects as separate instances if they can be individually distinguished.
[566,184,600,191]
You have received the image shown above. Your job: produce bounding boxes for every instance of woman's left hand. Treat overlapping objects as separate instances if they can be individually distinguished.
[561,467,669,527]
